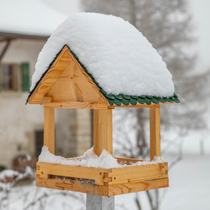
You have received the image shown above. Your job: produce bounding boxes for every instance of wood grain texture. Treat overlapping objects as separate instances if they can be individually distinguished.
[28,46,107,106]
[37,162,110,185]
[107,178,169,196]
[44,108,55,154]
[43,102,112,110]
[150,106,161,161]
[115,157,144,163]
[93,109,113,156]
[36,160,168,186]
[106,162,168,186]
[47,50,107,104]
[42,97,53,103]
[28,47,69,104]
[36,176,169,196]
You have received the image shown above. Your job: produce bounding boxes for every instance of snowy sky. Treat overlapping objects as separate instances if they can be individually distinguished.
[40,0,81,15]
[0,0,68,36]
[42,0,210,73]
[0,0,208,72]
[189,0,210,72]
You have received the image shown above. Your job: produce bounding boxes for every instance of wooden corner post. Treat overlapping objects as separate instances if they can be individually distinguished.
[150,106,161,161]
[44,107,55,154]
[93,109,113,156]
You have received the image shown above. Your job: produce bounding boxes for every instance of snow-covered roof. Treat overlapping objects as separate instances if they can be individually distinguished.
[0,0,68,36]
[30,13,176,98]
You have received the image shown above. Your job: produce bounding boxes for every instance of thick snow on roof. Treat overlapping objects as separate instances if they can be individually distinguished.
[0,0,68,36]
[31,13,175,97]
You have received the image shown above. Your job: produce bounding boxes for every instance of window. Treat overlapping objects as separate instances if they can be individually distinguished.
[0,62,30,92]
[2,64,18,91]
[35,130,44,157]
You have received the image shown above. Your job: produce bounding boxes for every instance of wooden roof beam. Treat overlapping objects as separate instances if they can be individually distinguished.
[43,102,112,110]
[0,39,12,62]
[0,31,49,41]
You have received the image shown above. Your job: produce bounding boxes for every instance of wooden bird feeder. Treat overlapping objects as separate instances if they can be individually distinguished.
[27,45,179,197]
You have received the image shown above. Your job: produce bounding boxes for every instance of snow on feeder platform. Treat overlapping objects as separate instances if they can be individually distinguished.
[27,13,179,197]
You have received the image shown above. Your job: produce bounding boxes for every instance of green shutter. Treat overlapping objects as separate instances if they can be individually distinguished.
[0,65,2,92]
[21,63,30,91]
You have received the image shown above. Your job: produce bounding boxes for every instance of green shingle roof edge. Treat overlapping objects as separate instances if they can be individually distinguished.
[66,45,180,106]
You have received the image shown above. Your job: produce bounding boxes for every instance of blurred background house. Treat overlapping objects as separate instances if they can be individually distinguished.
[0,0,91,170]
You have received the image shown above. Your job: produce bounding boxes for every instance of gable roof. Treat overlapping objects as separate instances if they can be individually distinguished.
[27,46,108,107]
[27,45,179,107]
[28,13,180,106]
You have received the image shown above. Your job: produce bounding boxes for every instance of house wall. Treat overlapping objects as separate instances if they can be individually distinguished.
[0,39,92,168]
[0,39,45,75]
[0,93,44,168]
[0,39,45,168]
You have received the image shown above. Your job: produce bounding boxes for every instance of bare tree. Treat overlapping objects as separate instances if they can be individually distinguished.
[81,0,210,210]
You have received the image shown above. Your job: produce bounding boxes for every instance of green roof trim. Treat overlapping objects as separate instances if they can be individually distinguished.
[104,93,180,106]
[66,45,180,107]
[130,98,137,106]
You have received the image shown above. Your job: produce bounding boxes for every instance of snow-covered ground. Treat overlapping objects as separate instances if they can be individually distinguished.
[0,183,86,210]
[0,128,209,210]
[161,155,210,210]
[116,133,210,210]
[115,154,210,210]
[0,134,209,210]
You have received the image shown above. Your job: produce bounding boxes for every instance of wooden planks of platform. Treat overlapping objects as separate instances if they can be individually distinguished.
[36,176,168,196]
[36,159,168,196]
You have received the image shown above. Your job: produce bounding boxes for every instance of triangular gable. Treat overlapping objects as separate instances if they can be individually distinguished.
[27,46,108,106]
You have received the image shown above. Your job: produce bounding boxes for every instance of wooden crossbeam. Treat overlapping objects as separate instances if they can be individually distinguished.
[36,176,169,196]
[37,161,168,187]
[43,102,111,110]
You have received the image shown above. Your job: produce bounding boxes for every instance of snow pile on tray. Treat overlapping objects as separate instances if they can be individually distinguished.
[38,146,163,168]
[31,13,174,97]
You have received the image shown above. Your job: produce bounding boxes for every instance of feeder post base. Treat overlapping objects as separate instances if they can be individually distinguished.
[86,194,115,210]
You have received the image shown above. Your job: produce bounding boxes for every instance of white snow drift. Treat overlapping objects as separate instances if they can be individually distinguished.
[31,13,174,97]
[38,146,164,169]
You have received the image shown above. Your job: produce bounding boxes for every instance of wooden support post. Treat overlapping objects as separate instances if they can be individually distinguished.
[86,194,115,210]
[93,109,113,156]
[150,106,161,161]
[44,107,55,154]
